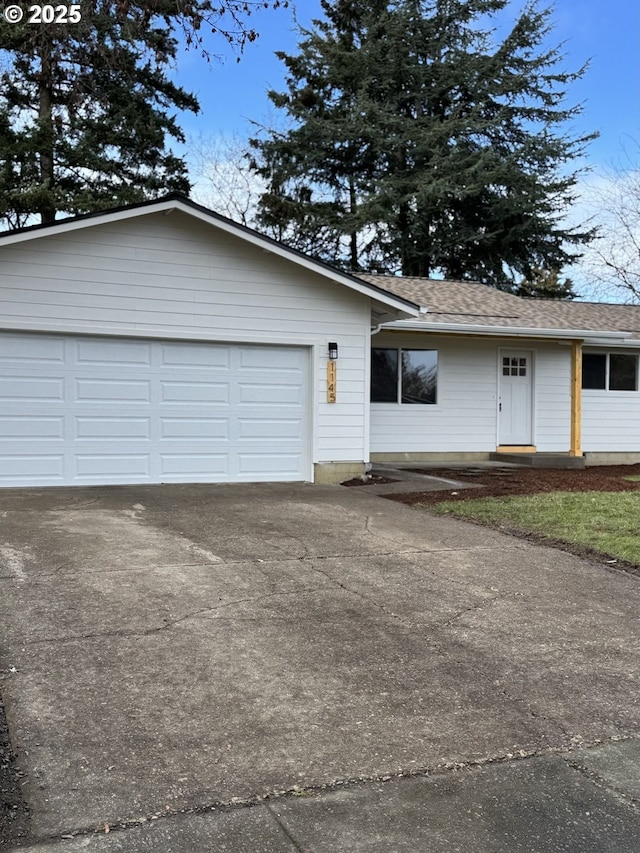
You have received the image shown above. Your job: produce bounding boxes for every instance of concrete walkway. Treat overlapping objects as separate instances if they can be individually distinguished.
[0,481,638,850]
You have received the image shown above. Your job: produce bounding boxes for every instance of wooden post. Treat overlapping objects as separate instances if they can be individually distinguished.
[570,340,582,457]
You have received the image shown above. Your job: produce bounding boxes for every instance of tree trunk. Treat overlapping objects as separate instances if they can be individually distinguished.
[348,177,359,270]
[38,34,56,223]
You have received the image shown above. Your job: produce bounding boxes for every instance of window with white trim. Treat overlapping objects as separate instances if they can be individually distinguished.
[582,353,638,391]
[371,348,437,404]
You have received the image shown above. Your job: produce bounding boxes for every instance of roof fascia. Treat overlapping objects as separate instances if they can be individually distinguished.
[380,320,637,344]
[0,198,419,318]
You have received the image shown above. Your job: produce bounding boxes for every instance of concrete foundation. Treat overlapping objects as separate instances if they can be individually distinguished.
[313,461,366,483]
[370,452,491,464]
[584,452,640,466]
[489,452,586,469]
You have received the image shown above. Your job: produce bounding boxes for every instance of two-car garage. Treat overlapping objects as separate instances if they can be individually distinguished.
[0,196,417,488]
[0,332,310,487]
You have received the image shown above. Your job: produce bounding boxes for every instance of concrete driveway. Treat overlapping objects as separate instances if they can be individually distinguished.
[0,482,638,848]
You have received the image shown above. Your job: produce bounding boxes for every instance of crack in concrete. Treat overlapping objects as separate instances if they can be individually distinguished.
[0,543,523,583]
[497,686,573,738]
[436,594,503,628]
[307,562,414,629]
[16,586,328,648]
[27,736,640,846]
[363,513,435,554]
[264,801,309,851]
[563,754,640,812]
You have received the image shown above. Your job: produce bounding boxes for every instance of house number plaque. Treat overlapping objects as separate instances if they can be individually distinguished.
[327,361,337,403]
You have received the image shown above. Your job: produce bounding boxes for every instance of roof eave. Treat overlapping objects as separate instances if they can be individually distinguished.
[380,320,639,345]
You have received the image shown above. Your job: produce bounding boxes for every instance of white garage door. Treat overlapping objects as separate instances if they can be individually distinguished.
[0,333,310,486]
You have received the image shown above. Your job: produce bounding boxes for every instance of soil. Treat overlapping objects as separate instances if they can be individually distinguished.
[385,464,640,506]
[342,473,400,486]
[0,686,29,848]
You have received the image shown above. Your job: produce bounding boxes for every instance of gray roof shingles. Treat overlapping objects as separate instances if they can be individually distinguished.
[357,274,640,339]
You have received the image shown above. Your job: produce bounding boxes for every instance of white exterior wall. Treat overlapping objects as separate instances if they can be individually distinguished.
[370,332,572,454]
[582,348,640,451]
[582,392,640,451]
[0,211,371,466]
[532,345,571,452]
[370,333,498,453]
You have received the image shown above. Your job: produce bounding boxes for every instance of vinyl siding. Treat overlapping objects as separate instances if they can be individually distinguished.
[370,334,572,454]
[582,393,640,451]
[370,333,498,453]
[0,211,370,465]
[532,346,571,451]
[581,348,640,452]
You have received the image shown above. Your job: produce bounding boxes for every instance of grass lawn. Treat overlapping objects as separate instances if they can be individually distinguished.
[430,491,640,565]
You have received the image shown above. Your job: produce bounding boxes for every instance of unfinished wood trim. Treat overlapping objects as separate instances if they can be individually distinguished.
[570,340,582,457]
[495,445,537,453]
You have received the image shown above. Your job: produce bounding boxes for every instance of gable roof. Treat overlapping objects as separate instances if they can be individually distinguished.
[0,195,419,319]
[359,274,640,345]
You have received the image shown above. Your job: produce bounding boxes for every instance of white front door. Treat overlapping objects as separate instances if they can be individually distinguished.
[498,350,533,445]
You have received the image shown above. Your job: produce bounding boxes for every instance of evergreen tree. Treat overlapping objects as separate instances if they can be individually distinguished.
[515,267,577,299]
[251,0,596,290]
[0,1,287,228]
[0,2,199,227]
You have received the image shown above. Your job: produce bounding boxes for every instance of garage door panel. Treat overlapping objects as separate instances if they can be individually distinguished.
[238,418,301,439]
[160,381,229,404]
[159,453,229,477]
[0,333,309,486]
[238,383,303,405]
[0,455,65,481]
[0,416,64,439]
[159,418,229,439]
[75,454,151,478]
[75,339,152,366]
[160,343,230,368]
[75,417,151,440]
[75,379,151,403]
[0,376,65,401]
[237,452,304,477]
[238,346,303,371]
[0,336,65,364]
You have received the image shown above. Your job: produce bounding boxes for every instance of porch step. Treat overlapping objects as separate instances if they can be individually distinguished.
[489,452,586,469]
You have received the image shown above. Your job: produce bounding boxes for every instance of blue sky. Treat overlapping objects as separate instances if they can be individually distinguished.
[178,0,639,171]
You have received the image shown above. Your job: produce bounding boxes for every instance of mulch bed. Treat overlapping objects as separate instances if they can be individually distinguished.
[385,464,640,506]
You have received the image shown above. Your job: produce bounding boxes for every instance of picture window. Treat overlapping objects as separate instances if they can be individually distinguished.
[371,348,438,404]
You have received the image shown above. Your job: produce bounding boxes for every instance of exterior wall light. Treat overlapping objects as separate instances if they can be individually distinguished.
[328,342,339,360]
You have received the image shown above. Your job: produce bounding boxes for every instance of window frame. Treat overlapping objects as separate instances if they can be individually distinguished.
[371,347,438,405]
[582,352,638,392]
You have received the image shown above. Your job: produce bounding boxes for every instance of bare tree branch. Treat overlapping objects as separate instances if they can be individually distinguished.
[579,151,640,302]
[187,132,264,225]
